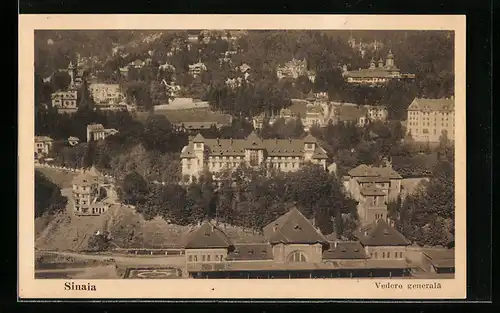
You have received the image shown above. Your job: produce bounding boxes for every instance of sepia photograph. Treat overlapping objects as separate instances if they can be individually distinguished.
[19,15,466,299]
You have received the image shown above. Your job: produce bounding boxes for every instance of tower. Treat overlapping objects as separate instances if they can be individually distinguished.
[192,133,205,175]
[386,49,394,67]
[369,58,376,70]
[378,58,384,68]
[68,61,75,86]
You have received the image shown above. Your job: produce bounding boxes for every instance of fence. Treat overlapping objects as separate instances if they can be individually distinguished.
[35,163,116,180]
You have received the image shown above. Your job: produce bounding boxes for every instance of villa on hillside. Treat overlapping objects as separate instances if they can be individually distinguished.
[343,161,403,203]
[183,207,413,279]
[180,132,328,183]
[71,166,111,216]
[276,58,316,82]
[35,136,54,158]
[51,89,78,113]
[89,83,124,105]
[342,50,415,86]
[86,124,119,142]
[341,161,404,226]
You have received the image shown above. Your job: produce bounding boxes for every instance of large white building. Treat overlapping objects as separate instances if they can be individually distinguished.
[71,166,110,216]
[406,97,455,143]
[343,50,415,86]
[89,83,124,105]
[180,132,328,183]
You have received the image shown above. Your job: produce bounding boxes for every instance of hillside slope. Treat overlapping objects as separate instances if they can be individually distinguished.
[35,168,266,251]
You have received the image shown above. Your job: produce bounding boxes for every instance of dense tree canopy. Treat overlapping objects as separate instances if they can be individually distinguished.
[35,171,68,218]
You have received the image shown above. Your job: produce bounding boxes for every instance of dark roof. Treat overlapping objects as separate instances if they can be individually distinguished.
[312,149,328,159]
[354,219,410,247]
[192,133,205,142]
[177,122,221,130]
[262,207,328,245]
[226,243,273,261]
[184,222,233,249]
[422,249,455,268]
[345,69,399,78]
[407,98,455,112]
[348,164,402,179]
[180,133,328,159]
[360,185,386,196]
[245,131,265,149]
[323,241,369,260]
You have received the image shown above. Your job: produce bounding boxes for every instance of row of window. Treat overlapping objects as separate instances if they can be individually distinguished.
[409,111,453,116]
[374,213,386,220]
[188,254,224,262]
[370,251,404,259]
[410,128,452,135]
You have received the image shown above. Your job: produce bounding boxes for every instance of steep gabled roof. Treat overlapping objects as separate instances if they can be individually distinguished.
[354,219,410,247]
[303,134,317,143]
[311,146,328,160]
[184,221,233,249]
[245,131,264,149]
[192,133,205,143]
[262,207,328,245]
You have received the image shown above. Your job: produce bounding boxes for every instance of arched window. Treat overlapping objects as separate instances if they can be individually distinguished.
[287,251,307,263]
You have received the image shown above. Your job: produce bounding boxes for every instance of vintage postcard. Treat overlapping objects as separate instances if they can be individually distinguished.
[19,14,466,299]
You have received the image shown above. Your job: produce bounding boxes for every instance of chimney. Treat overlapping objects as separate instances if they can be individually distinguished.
[334,242,338,248]
[217,138,220,145]
[230,138,233,144]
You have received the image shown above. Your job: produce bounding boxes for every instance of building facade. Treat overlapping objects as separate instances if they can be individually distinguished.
[343,50,415,86]
[86,124,119,142]
[184,207,412,279]
[406,97,455,143]
[89,83,124,104]
[34,136,53,158]
[51,89,78,113]
[71,166,110,216]
[354,219,410,263]
[343,162,403,225]
[276,58,316,82]
[180,132,329,183]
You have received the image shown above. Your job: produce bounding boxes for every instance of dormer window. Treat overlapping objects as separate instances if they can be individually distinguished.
[305,143,314,150]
